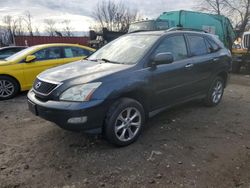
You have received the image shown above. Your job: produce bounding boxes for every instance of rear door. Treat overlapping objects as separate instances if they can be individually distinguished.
[150,34,199,109]
[185,34,215,94]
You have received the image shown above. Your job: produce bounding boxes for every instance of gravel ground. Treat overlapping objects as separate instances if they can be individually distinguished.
[0,74,250,188]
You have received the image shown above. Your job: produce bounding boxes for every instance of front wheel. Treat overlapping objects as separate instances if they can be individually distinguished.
[0,76,20,100]
[203,76,225,107]
[105,98,145,146]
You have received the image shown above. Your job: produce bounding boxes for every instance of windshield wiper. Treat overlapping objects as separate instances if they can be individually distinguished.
[87,58,124,64]
[100,58,112,63]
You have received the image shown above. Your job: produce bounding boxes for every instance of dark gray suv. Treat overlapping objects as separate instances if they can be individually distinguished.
[28,30,232,146]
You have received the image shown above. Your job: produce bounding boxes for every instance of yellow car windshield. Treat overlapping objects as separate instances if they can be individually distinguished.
[5,46,37,61]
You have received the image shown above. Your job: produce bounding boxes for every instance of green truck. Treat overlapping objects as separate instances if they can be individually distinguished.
[129,10,236,49]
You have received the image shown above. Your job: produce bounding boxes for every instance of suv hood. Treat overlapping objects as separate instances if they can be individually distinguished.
[38,60,132,83]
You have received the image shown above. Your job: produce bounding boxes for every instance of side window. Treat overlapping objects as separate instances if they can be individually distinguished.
[206,38,220,53]
[72,47,91,57]
[154,35,188,61]
[187,35,208,56]
[47,47,62,59]
[13,48,24,53]
[1,49,16,55]
[34,49,47,60]
[64,47,90,58]
[64,47,74,58]
[34,47,62,61]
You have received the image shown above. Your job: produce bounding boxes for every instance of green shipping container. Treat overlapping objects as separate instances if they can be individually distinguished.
[158,10,236,49]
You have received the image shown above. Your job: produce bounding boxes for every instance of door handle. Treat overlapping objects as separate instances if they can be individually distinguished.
[185,63,194,68]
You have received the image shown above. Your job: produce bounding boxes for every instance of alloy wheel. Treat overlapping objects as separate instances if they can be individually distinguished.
[212,80,223,104]
[0,80,15,98]
[114,107,142,142]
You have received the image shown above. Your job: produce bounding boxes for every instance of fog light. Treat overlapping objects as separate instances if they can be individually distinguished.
[67,116,87,124]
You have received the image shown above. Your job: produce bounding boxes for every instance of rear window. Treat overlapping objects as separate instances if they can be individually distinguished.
[205,38,220,53]
[187,35,208,56]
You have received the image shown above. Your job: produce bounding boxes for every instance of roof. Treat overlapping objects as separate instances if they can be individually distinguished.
[0,46,27,50]
[31,43,95,51]
[129,29,212,37]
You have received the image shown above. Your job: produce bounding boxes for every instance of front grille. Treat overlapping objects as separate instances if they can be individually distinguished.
[33,78,58,95]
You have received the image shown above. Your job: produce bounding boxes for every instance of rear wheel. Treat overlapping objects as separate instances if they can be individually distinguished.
[0,76,19,100]
[105,98,145,146]
[203,76,225,107]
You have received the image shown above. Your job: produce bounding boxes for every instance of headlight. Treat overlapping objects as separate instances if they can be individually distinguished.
[59,82,102,102]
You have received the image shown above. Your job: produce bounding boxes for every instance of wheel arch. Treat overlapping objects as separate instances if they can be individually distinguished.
[116,89,150,118]
[216,71,229,87]
[0,74,21,91]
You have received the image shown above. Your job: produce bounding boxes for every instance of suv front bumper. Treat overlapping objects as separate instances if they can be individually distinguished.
[27,90,109,133]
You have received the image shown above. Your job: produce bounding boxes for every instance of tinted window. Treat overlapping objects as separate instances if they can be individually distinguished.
[34,49,47,60]
[154,35,188,61]
[187,35,207,56]
[206,38,220,53]
[0,48,19,55]
[64,47,91,58]
[34,47,62,61]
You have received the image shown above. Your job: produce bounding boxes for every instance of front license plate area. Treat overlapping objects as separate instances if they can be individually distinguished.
[28,100,38,116]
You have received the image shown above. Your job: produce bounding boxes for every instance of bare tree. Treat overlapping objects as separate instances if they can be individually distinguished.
[92,0,139,32]
[227,0,250,35]
[44,19,57,36]
[62,20,74,36]
[195,0,250,35]
[23,11,33,36]
[35,27,40,36]
[2,15,15,44]
[16,16,25,36]
[195,0,229,15]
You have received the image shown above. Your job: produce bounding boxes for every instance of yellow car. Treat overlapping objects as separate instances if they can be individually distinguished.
[0,43,95,100]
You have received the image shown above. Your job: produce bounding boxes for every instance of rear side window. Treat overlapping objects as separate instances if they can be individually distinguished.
[154,35,188,61]
[187,35,208,56]
[34,47,62,61]
[64,47,91,58]
[206,38,220,53]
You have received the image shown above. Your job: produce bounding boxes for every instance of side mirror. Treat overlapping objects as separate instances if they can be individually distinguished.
[25,55,36,63]
[152,52,174,66]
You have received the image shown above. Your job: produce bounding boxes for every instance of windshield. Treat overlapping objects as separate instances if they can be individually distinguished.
[88,35,159,64]
[5,46,36,61]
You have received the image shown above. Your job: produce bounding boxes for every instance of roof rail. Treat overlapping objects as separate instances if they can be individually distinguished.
[166,27,207,33]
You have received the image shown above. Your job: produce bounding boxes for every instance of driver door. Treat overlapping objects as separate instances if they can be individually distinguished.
[150,34,198,109]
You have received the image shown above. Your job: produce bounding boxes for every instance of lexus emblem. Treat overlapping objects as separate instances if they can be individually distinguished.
[35,81,42,89]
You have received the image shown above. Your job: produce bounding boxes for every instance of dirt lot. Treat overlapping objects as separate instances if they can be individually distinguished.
[0,74,250,188]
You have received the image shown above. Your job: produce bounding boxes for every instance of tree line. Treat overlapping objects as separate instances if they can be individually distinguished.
[196,0,250,36]
[1,0,250,46]
[0,11,74,45]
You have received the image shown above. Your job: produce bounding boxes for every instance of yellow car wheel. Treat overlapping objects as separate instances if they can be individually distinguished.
[0,76,20,100]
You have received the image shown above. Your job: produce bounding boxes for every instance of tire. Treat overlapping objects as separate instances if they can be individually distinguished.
[203,76,225,107]
[105,98,145,146]
[0,76,20,100]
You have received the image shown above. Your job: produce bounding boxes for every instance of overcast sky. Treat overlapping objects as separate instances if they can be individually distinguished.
[0,0,196,32]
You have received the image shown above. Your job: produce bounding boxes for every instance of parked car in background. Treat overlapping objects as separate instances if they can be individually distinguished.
[0,46,27,60]
[28,29,232,146]
[0,43,95,100]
